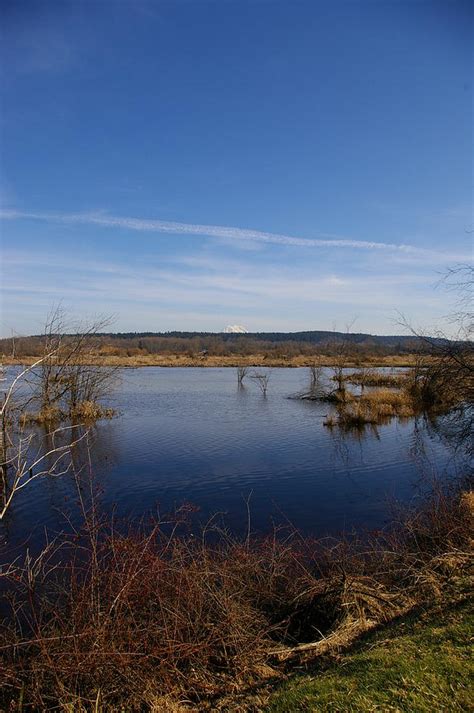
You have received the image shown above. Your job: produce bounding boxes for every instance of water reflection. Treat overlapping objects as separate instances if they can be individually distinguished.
[1,367,468,553]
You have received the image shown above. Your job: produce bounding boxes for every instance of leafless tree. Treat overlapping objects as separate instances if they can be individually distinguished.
[399,264,473,453]
[399,266,473,405]
[308,364,326,398]
[297,364,328,400]
[328,321,357,401]
[26,307,119,421]
[237,366,249,386]
[250,370,271,396]
[441,263,473,334]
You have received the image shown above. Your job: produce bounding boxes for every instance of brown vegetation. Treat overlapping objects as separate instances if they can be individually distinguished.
[323,351,471,429]
[31,308,118,420]
[2,352,428,369]
[0,309,117,520]
[0,330,424,364]
[4,308,118,427]
[0,483,471,711]
[344,369,407,388]
[20,401,115,426]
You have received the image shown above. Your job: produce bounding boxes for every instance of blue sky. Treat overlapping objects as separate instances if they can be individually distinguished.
[0,0,472,337]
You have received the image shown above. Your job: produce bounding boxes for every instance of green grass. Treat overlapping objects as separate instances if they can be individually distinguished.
[268,598,474,712]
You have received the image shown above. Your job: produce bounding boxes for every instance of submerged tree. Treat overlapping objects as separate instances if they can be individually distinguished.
[25,307,119,423]
[298,364,330,401]
[237,366,249,387]
[250,370,271,396]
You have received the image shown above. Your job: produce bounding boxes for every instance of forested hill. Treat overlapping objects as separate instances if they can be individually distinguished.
[2,329,451,359]
[98,330,424,349]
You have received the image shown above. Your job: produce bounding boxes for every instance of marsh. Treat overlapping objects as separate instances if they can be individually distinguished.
[1,366,463,552]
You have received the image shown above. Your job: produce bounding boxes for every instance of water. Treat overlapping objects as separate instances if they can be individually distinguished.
[1,367,463,550]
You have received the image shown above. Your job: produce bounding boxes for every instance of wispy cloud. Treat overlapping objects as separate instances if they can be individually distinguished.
[1,209,465,336]
[1,208,466,261]
[1,246,446,331]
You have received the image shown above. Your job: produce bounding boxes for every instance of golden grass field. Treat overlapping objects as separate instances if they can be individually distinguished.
[2,352,427,369]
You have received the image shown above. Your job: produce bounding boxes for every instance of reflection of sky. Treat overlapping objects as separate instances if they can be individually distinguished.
[1,368,462,553]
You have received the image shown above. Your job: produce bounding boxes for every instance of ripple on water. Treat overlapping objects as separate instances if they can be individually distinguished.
[2,368,460,549]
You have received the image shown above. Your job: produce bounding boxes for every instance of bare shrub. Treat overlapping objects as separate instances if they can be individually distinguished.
[0,357,87,520]
[307,364,327,399]
[20,404,65,426]
[328,322,358,402]
[0,481,471,709]
[70,400,115,421]
[0,420,86,520]
[398,264,473,446]
[237,366,249,386]
[324,387,416,429]
[25,306,119,423]
[250,370,271,396]
[345,369,406,389]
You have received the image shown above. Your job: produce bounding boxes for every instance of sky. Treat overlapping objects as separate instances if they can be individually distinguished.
[0,0,472,337]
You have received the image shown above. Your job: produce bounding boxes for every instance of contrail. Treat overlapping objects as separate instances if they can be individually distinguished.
[0,208,447,256]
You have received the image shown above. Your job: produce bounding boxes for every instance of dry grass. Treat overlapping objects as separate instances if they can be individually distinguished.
[315,357,466,431]
[324,387,416,428]
[0,484,472,711]
[299,357,462,430]
[321,355,470,430]
[70,400,115,421]
[3,353,431,369]
[360,387,415,418]
[20,401,114,425]
[344,369,407,388]
[20,404,66,425]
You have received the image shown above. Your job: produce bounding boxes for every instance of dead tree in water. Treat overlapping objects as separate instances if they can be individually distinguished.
[298,325,356,402]
[27,307,118,421]
[250,370,271,396]
[308,365,326,398]
[237,366,249,386]
[328,321,357,402]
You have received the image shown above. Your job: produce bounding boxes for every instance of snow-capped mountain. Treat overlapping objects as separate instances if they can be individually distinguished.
[223,325,248,334]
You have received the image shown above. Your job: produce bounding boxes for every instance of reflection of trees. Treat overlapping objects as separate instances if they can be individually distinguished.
[0,394,122,543]
[406,407,473,503]
[408,415,432,474]
[423,407,473,466]
[1,360,87,522]
[399,264,472,448]
[326,418,380,475]
[327,401,472,492]
[32,413,120,490]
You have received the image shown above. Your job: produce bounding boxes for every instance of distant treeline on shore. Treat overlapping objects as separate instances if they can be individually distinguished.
[0,329,449,358]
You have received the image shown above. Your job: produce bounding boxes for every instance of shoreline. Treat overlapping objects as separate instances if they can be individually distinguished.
[1,353,425,369]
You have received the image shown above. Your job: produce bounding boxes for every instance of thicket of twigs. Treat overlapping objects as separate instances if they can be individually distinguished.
[0,480,472,711]
[12,307,119,426]
[318,353,472,430]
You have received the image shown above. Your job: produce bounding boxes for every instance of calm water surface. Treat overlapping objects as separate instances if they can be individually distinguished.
[2,367,462,548]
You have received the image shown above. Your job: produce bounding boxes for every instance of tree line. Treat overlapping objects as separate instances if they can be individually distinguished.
[1,330,430,359]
